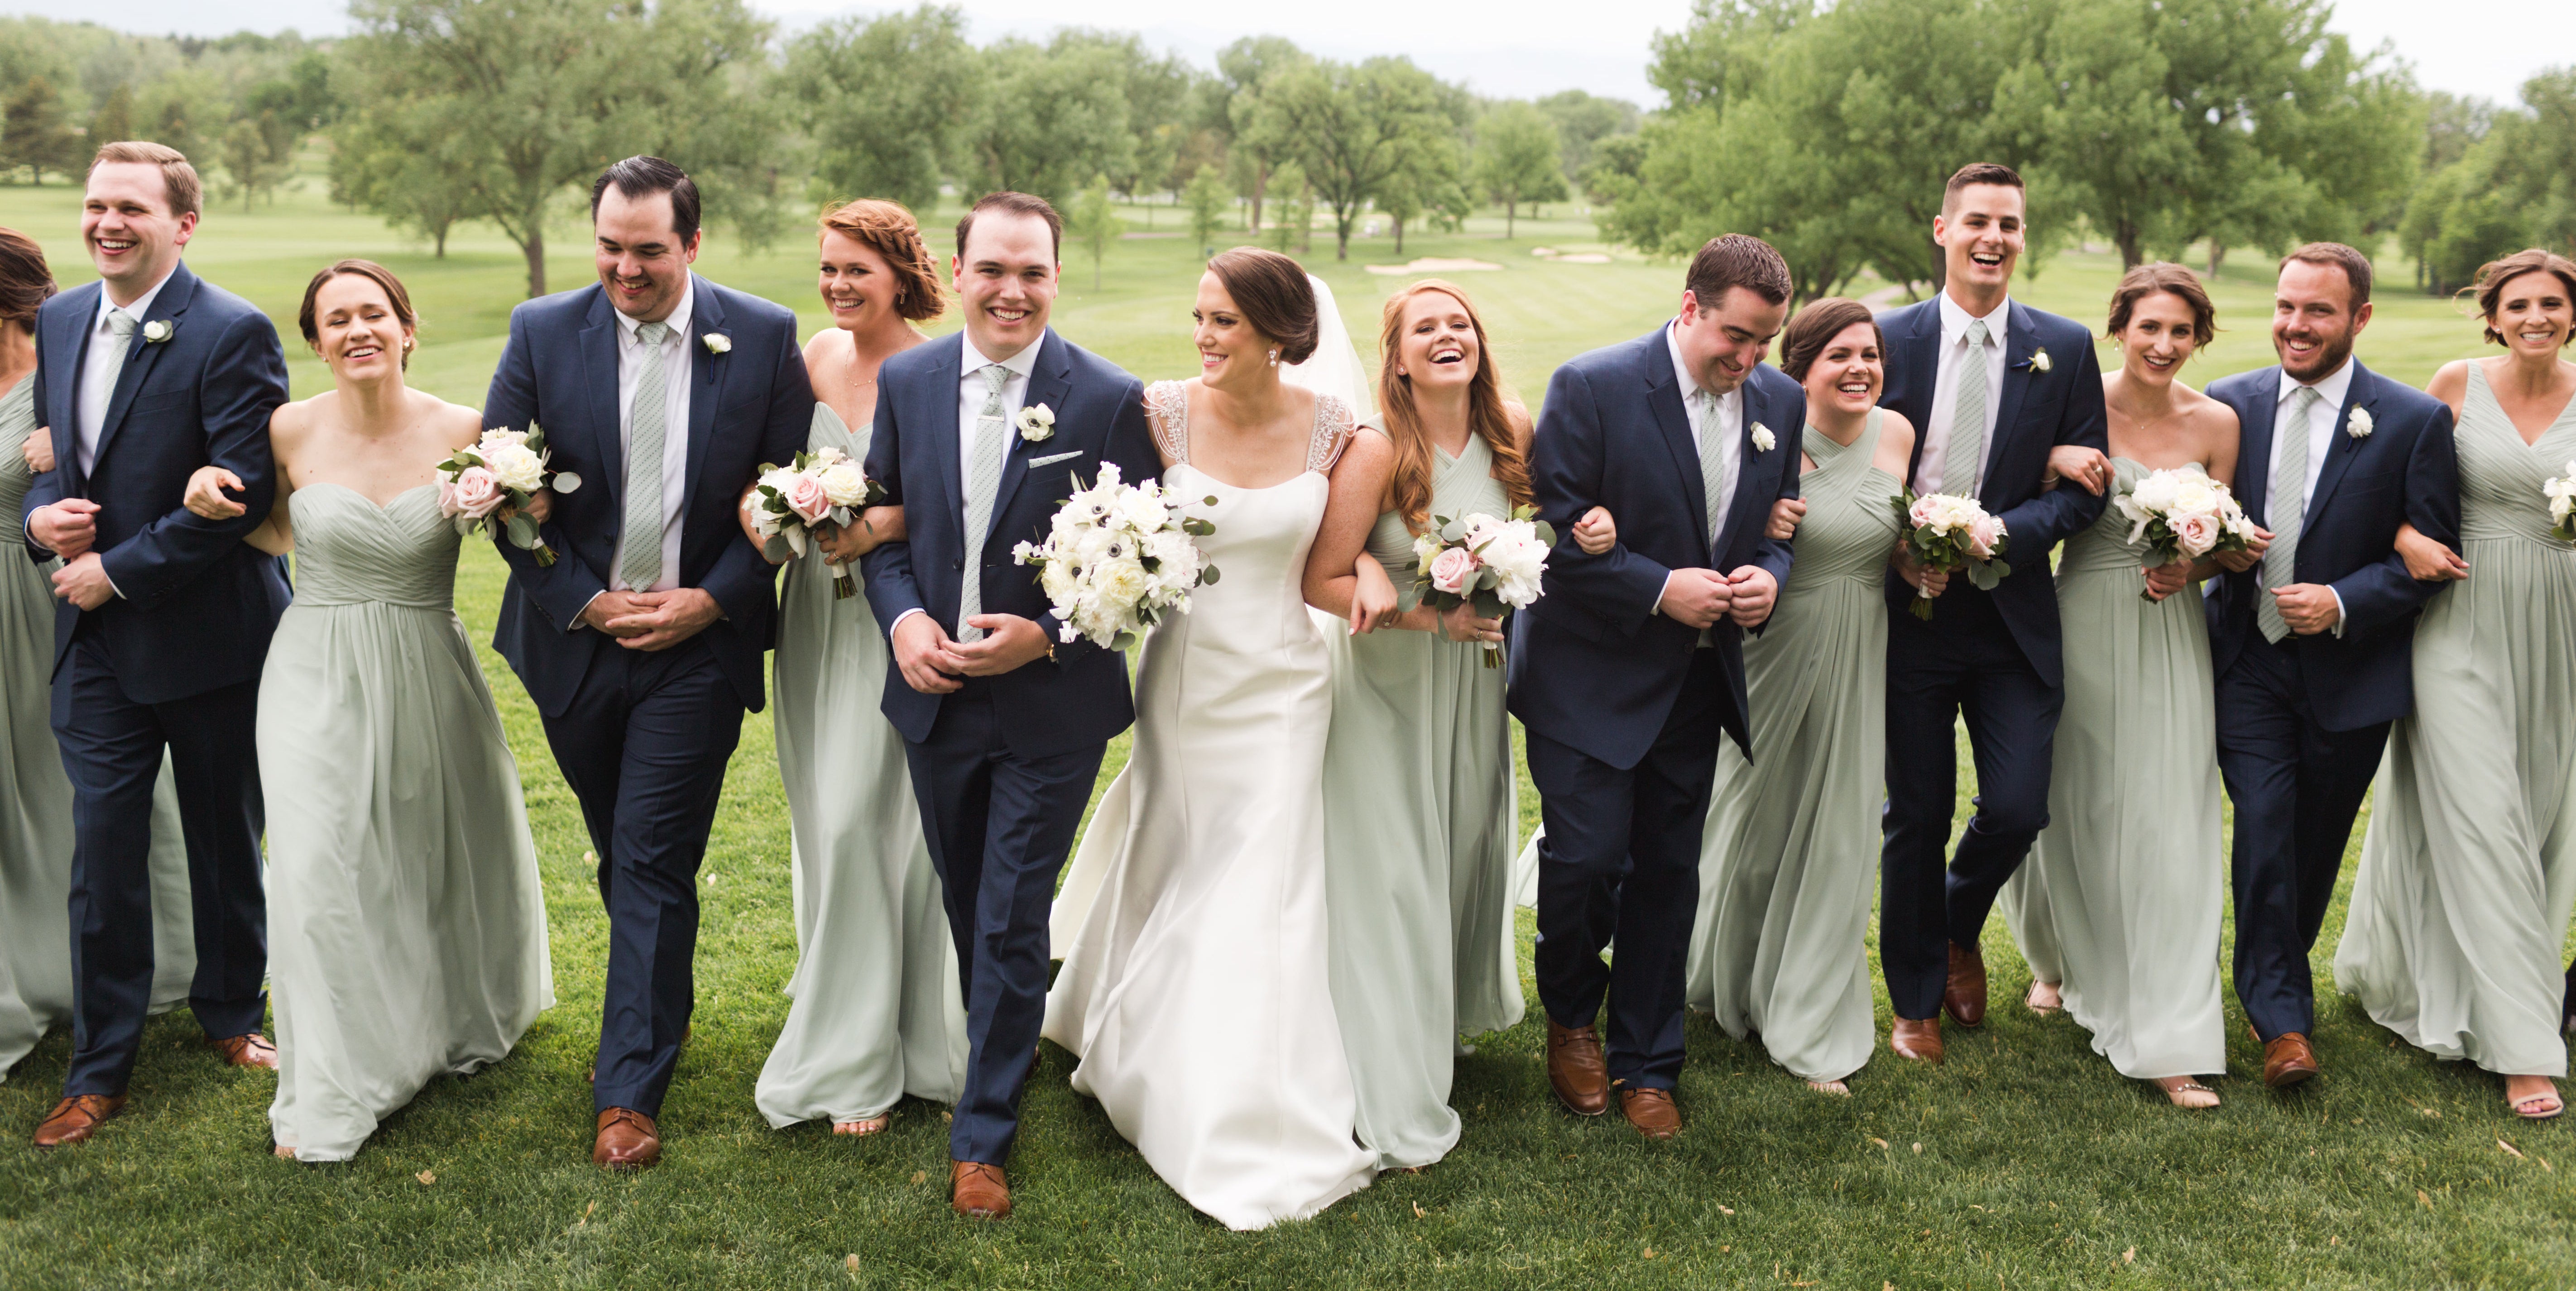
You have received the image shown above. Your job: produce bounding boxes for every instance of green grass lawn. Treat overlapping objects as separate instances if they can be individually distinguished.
[0,179,2570,1289]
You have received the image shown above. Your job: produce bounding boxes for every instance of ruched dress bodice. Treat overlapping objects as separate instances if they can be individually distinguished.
[285,484,459,610]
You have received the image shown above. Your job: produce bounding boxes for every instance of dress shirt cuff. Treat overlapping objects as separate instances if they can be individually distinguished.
[888,607,926,635]
[1652,571,1678,619]
[2329,587,2346,639]
[572,591,603,632]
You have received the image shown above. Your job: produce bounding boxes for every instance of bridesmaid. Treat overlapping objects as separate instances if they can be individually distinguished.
[184,260,553,1160]
[1681,297,1917,1094]
[2336,248,2576,1121]
[0,228,196,1081]
[1304,279,1534,1168]
[2001,263,2236,1109]
[745,199,966,1136]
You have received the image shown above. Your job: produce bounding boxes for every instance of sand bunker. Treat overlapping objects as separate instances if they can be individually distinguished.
[1364,257,1503,275]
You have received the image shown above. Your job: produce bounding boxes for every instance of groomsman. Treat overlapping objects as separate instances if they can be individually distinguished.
[483,157,812,1168]
[21,143,291,1148]
[2203,244,2457,1087]
[1509,234,1802,1138]
[1875,163,2108,1064]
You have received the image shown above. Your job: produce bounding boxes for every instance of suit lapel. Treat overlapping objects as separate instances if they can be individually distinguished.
[576,289,624,512]
[1643,327,1710,550]
[2303,362,2372,523]
[87,263,195,477]
[984,329,1070,542]
[45,285,94,494]
[927,334,966,532]
[2236,370,2279,527]
[682,277,725,508]
[1981,302,2039,502]
[1898,303,1940,484]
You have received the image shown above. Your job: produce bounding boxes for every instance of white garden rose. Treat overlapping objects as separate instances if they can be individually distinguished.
[1116,488,1170,533]
[482,441,546,494]
[815,459,871,508]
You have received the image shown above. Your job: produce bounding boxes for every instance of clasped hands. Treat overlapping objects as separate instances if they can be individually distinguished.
[890,610,1052,694]
[1567,504,1777,629]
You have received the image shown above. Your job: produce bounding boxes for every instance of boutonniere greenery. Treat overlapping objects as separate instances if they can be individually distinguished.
[1750,423,1776,453]
[2346,406,2373,440]
[2022,347,2051,374]
[702,332,731,355]
[1017,403,1056,443]
[141,319,173,344]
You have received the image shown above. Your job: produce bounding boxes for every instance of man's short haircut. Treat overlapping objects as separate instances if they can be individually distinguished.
[2281,242,2373,310]
[89,141,201,220]
[1684,233,1792,311]
[955,192,1063,263]
[1942,162,2025,217]
[590,156,701,243]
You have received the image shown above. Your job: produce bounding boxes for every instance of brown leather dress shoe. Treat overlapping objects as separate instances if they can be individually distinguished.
[1889,1017,1945,1065]
[593,1108,662,1169]
[1943,942,1988,1028]
[33,1095,125,1148]
[209,1033,279,1070]
[2262,1033,2322,1088]
[952,1161,1011,1219]
[1618,1086,1680,1140]
[1545,1019,1610,1116]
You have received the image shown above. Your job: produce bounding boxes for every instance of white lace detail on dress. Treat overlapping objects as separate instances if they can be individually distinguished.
[1307,393,1355,474]
[1145,380,1191,465]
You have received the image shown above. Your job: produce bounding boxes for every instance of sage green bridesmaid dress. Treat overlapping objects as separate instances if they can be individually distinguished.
[1322,425,1521,1170]
[2001,457,2225,1081]
[0,376,196,1081]
[754,401,967,1128]
[2337,362,2576,1078]
[1685,413,1898,1084]
[263,483,553,1162]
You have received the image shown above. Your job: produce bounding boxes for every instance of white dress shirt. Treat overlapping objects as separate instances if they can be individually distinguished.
[613,285,695,593]
[77,268,175,479]
[887,333,1045,636]
[1655,320,1744,623]
[2269,356,2357,632]
[1911,292,2011,495]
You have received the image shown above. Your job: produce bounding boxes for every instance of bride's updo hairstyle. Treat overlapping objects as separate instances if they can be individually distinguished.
[1777,297,1881,383]
[297,258,419,370]
[1375,279,1533,531]
[1206,247,1319,365]
[821,198,946,322]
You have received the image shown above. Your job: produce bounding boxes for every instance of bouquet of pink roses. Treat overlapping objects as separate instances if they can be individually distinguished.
[438,426,578,566]
[1400,506,1555,667]
[2112,464,2253,599]
[744,446,884,598]
[1892,488,2008,620]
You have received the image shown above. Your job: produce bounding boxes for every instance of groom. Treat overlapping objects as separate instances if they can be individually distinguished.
[22,141,289,1148]
[483,157,811,1168]
[2204,244,2456,1087]
[1508,233,1801,1139]
[861,191,1156,1218]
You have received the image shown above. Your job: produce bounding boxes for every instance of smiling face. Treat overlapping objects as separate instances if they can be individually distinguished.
[1393,289,1480,394]
[2115,289,2203,388]
[2271,258,2370,383]
[1674,285,1787,397]
[82,162,194,304]
[593,186,700,323]
[309,272,413,381]
[1934,183,2025,305]
[1191,271,1278,392]
[1800,320,1884,417]
[954,211,1057,361]
[2486,268,2574,358]
[817,228,901,334]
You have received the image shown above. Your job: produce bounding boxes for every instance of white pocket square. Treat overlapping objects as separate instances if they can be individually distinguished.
[1027,450,1083,468]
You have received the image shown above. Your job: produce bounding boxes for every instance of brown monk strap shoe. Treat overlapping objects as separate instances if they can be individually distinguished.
[1943,942,1988,1028]
[593,1108,662,1170]
[1618,1086,1680,1140]
[1545,1019,1610,1116]
[209,1033,278,1070]
[1889,1017,1945,1065]
[2262,1033,2322,1089]
[33,1095,126,1148]
[952,1161,1011,1219]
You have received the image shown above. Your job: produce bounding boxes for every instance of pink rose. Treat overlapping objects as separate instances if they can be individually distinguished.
[783,474,831,525]
[1965,515,2001,559]
[2171,512,2220,557]
[1909,496,1941,528]
[443,465,504,520]
[1428,545,1481,595]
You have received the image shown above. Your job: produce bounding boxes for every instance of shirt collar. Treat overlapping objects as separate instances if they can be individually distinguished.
[2278,356,2355,411]
[964,331,1045,382]
[615,278,696,345]
[1937,289,2009,344]
[95,266,176,330]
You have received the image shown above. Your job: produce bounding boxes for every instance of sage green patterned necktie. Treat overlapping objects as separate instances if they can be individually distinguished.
[619,320,674,592]
[1696,389,1732,551]
[957,364,1012,643]
[85,311,137,474]
[2258,384,2320,643]
[1945,317,1990,497]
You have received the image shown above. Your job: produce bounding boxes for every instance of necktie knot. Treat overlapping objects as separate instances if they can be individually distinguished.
[637,320,671,347]
[1963,317,1989,349]
[108,311,137,341]
[980,364,1010,396]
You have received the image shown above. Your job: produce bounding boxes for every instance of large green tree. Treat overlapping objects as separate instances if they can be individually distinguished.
[2403,69,2576,294]
[1,76,81,184]
[1216,35,1308,231]
[1266,56,1453,261]
[1473,100,1567,238]
[1532,89,1639,186]
[782,5,976,216]
[959,33,1134,206]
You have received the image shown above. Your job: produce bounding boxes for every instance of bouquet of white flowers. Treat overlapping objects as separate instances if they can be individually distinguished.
[1400,507,1555,667]
[1012,463,1218,650]
[744,447,884,598]
[438,426,579,566]
[2546,460,2576,541]
[1892,489,2009,621]
[2113,464,2255,600]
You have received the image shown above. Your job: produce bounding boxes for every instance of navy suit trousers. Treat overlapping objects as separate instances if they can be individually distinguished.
[2214,636,2390,1042]
[52,628,268,1096]
[901,686,1104,1164]
[538,636,744,1118]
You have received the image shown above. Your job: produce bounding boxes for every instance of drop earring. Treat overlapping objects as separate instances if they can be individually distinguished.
[1268,348,1280,367]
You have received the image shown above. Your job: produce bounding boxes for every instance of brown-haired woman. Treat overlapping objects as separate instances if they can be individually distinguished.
[0,228,202,1082]
[2000,261,2238,1110]
[180,259,553,1160]
[2337,248,2576,1121]
[743,198,963,1139]
[1297,279,1538,1167]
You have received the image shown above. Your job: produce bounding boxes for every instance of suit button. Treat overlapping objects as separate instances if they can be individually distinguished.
[953,559,964,570]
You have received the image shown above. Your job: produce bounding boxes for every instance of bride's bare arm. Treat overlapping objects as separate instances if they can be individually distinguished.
[1304,428,1403,632]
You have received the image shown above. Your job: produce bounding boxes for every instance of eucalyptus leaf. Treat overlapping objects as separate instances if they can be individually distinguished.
[762,536,795,563]
[505,513,538,546]
[1200,564,1221,585]
[552,471,582,494]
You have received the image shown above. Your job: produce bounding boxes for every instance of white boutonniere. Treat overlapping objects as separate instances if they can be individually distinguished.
[1750,423,1776,453]
[702,332,730,355]
[141,319,173,344]
[2025,347,2052,374]
[1017,403,1056,443]
[2346,406,2373,440]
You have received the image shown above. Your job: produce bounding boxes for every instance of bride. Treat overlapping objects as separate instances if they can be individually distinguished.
[1042,249,1377,1229]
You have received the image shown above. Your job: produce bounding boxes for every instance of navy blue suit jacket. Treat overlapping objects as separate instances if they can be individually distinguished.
[481,276,812,717]
[860,328,1159,759]
[1875,297,2109,687]
[2202,360,2459,731]
[20,262,290,703]
[1506,326,1804,770]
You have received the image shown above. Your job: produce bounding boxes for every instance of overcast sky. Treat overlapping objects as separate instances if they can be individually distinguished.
[5,0,2565,106]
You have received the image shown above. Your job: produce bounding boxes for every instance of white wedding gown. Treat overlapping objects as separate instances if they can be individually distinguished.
[1044,380,1375,1231]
